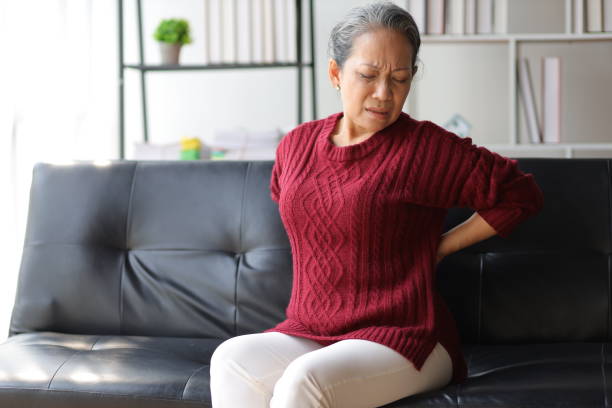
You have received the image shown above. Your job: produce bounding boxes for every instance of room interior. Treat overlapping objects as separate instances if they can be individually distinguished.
[0,0,611,406]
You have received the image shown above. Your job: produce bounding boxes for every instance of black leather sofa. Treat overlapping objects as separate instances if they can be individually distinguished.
[0,158,606,407]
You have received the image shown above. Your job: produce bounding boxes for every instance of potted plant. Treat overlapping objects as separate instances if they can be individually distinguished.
[153,18,192,65]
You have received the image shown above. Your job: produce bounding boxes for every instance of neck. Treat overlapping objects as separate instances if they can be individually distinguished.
[341,117,378,144]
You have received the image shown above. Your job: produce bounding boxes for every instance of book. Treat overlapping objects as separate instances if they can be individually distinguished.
[427,0,445,34]
[286,0,297,62]
[236,0,253,64]
[477,0,493,34]
[251,0,264,63]
[542,56,562,143]
[604,0,612,31]
[465,0,477,34]
[274,0,288,63]
[208,0,223,64]
[574,0,585,33]
[223,0,237,64]
[518,58,542,144]
[586,0,603,32]
[446,0,465,34]
[262,0,276,63]
[493,0,507,34]
[406,0,427,34]
[202,0,211,64]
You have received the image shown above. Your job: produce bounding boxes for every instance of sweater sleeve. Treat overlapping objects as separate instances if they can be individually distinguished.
[446,135,545,239]
[270,132,289,203]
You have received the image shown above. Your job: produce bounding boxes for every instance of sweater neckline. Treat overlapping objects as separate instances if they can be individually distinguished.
[317,111,403,162]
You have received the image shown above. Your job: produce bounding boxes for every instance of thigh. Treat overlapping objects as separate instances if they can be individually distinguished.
[273,339,453,408]
[210,332,324,391]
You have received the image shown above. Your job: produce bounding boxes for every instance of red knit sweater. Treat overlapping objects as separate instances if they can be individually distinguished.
[263,110,544,386]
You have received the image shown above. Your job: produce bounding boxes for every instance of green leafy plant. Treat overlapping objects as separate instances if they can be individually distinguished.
[153,18,192,45]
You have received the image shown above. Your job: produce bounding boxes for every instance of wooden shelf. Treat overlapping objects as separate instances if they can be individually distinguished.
[486,143,612,149]
[482,143,612,159]
[422,33,612,43]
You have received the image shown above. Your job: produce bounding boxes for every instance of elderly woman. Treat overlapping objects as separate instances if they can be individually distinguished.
[209,1,544,407]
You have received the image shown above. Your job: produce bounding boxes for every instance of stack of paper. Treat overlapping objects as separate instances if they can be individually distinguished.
[132,140,216,160]
[132,141,183,160]
[131,126,286,161]
[207,127,284,160]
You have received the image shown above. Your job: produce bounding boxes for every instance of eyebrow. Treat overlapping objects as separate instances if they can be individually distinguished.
[360,63,410,71]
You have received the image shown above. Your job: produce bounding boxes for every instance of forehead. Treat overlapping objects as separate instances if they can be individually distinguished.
[359,62,410,71]
[349,29,413,68]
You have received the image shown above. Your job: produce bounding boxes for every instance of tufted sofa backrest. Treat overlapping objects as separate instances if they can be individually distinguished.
[8,159,610,346]
[437,158,610,345]
[9,160,292,339]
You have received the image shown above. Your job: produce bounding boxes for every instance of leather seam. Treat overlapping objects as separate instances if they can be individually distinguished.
[603,343,608,408]
[2,342,208,362]
[606,160,612,340]
[118,252,126,335]
[46,350,83,390]
[477,254,483,343]
[234,163,249,336]
[180,364,208,400]
[121,162,138,334]
[0,386,205,403]
[457,349,473,408]
[89,336,101,350]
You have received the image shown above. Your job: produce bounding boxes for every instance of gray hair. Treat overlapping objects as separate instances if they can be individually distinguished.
[327,1,421,74]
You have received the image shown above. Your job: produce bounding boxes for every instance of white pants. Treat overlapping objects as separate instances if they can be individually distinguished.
[209,332,453,408]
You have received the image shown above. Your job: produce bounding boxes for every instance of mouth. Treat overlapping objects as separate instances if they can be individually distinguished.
[366,108,390,118]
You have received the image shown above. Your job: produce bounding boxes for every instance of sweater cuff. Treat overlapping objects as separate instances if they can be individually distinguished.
[476,206,526,239]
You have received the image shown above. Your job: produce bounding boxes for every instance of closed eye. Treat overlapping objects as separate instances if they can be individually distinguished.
[360,73,409,83]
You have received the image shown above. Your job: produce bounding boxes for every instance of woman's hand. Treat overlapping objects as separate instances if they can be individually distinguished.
[435,250,446,265]
[436,231,455,265]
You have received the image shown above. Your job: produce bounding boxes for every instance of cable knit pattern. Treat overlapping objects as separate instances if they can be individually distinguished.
[264,111,545,386]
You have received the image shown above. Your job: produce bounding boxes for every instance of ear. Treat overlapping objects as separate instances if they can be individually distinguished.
[328,58,341,87]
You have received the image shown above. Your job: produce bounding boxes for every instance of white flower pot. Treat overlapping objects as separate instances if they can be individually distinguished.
[159,42,182,65]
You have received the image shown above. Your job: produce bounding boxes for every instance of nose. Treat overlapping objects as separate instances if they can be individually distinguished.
[372,78,392,102]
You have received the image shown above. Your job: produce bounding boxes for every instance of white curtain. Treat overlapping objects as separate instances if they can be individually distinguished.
[0,0,117,342]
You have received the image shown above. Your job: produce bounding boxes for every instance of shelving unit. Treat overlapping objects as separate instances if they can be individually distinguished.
[408,1,612,158]
[117,0,317,159]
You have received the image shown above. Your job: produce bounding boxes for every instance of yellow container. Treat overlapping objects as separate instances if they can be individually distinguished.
[180,137,202,151]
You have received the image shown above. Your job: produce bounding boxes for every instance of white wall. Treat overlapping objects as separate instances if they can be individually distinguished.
[120,0,413,158]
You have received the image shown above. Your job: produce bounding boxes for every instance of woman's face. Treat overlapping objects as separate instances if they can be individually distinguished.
[329,28,416,134]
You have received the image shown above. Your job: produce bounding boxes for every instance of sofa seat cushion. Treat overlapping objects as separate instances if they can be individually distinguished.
[0,331,223,408]
[2,333,609,408]
[389,342,609,408]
